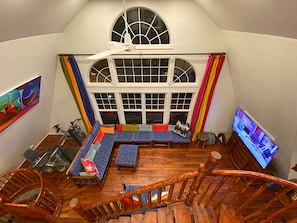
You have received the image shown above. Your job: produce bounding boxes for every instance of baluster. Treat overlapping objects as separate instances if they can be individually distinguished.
[69,198,93,223]
[185,151,222,206]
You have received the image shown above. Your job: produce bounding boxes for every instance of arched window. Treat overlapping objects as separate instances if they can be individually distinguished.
[88,7,199,125]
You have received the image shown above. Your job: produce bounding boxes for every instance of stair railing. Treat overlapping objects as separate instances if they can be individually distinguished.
[70,151,297,223]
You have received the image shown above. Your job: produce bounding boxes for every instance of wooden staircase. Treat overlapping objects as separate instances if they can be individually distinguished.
[70,151,297,223]
[98,202,242,223]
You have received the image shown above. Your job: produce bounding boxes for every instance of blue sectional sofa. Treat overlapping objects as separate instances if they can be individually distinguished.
[66,121,116,188]
[66,122,191,188]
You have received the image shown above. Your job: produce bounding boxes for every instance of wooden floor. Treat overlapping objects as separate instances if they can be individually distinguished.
[20,135,236,222]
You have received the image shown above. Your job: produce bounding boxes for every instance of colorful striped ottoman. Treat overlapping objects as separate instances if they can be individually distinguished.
[115,144,139,170]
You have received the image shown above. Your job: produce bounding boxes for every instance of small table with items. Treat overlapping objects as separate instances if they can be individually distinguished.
[115,144,139,170]
[197,133,209,148]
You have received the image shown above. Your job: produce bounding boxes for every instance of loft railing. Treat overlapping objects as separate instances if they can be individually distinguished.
[70,151,297,223]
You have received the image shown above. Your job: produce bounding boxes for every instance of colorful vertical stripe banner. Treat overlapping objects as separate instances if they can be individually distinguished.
[59,55,95,133]
[191,54,225,141]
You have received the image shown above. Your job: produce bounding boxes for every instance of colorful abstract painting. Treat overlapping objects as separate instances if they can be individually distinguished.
[0,76,41,133]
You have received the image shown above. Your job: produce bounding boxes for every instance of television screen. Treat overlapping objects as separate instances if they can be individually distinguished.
[232,107,279,169]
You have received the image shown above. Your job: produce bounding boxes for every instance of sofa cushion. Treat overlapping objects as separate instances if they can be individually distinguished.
[100,126,115,134]
[115,131,134,143]
[152,124,168,132]
[138,125,152,131]
[85,145,97,160]
[116,124,123,132]
[134,131,152,142]
[123,124,139,132]
[93,130,105,143]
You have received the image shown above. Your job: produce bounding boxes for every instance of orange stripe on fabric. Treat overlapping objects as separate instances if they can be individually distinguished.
[63,57,93,132]
[192,56,220,140]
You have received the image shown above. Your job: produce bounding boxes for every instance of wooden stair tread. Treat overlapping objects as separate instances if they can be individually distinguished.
[143,211,157,223]
[192,203,216,223]
[173,203,192,223]
[118,216,131,223]
[131,213,144,223]
[158,207,174,223]
[219,205,243,223]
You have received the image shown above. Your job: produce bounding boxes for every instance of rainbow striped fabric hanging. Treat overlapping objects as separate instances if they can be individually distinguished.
[59,55,95,133]
[191,54,225,141]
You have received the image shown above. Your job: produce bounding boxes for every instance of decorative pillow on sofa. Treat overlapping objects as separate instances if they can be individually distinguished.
[85,145,97,160]
[93,130,105,143]
[138,124,152,131]
[100,126,115,134]
[116,124,123,132]
[173,121,190,138]
[81,158,99,174]
[123,124,139,132]
[152,124,168,132]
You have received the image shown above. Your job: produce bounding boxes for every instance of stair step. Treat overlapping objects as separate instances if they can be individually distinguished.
[192,203,216,223]
[143,211,157,223]
[158,207,174,223]
[131,213,144,223]
[119,216,131,223]
[219,205,243,223]
[173,203,192,223]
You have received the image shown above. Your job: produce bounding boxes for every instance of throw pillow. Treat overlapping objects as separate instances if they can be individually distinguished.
[85,146,97,160]
[93,130,105,143]
[116,124,123,132]
[100,126,115,134]
[122,197,139,208]
[152,124,168,132]
[81,158,99,174]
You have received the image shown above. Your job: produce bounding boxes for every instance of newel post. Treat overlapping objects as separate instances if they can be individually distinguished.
[70,198,93,223]
[184,151,222,206]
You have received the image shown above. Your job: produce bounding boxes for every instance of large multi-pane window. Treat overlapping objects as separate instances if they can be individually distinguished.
[87,7,199,125]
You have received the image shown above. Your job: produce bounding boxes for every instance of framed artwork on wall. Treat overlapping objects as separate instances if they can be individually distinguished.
[0,75,41,133]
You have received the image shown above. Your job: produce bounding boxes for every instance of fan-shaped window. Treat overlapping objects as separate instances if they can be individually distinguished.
[174,59,195,83]
[87,6,201,125]
[90,59,111,83]
[112,7,169,44]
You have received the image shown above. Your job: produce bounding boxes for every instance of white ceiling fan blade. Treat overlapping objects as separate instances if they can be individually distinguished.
[87,46,129,60]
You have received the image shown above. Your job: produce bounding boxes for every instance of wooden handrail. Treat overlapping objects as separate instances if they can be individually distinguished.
[70,151,297,222]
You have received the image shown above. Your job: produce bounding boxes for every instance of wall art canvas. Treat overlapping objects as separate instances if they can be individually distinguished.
[0,76,41,133]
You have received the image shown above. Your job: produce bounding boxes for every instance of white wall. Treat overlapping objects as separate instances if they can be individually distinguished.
[224,31,297,179]
[0,34,60,173]
[51,0,236,135]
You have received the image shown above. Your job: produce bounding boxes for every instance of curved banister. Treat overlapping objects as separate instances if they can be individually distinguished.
[70,152,297,223]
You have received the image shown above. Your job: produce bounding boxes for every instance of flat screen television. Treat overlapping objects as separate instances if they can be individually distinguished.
[232,107,279,169]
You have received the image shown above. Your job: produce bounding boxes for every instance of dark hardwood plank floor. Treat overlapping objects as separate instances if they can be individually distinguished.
[25,134,297,222]
[20,134,234,221]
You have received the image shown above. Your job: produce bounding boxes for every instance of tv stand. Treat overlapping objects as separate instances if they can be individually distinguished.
[226,131,275,175]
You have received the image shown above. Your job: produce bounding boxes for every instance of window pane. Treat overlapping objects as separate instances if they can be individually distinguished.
[101,112,119,124]
[169,112,188,125]
[94,93,117,110]
[125,112,142,124]
[146,112,163,124]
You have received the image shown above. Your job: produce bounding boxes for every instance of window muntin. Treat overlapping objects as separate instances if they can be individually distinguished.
[173,59,195,83]
[145,93,165,110]
[122,93,142,109]
[112,7,169,45]
[88,7,199,125]
[94,93,117,110]
[115,59,169,83]
[171,93,192,110]
[90,59,111,83]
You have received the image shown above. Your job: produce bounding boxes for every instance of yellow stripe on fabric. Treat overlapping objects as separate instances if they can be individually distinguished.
[63,56,93,132]
[192,56,220,140]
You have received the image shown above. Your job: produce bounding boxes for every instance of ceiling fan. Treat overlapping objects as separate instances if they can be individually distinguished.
[87,0,175,60]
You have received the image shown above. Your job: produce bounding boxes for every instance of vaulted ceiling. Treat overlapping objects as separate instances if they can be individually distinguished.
[1,0,297,43]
